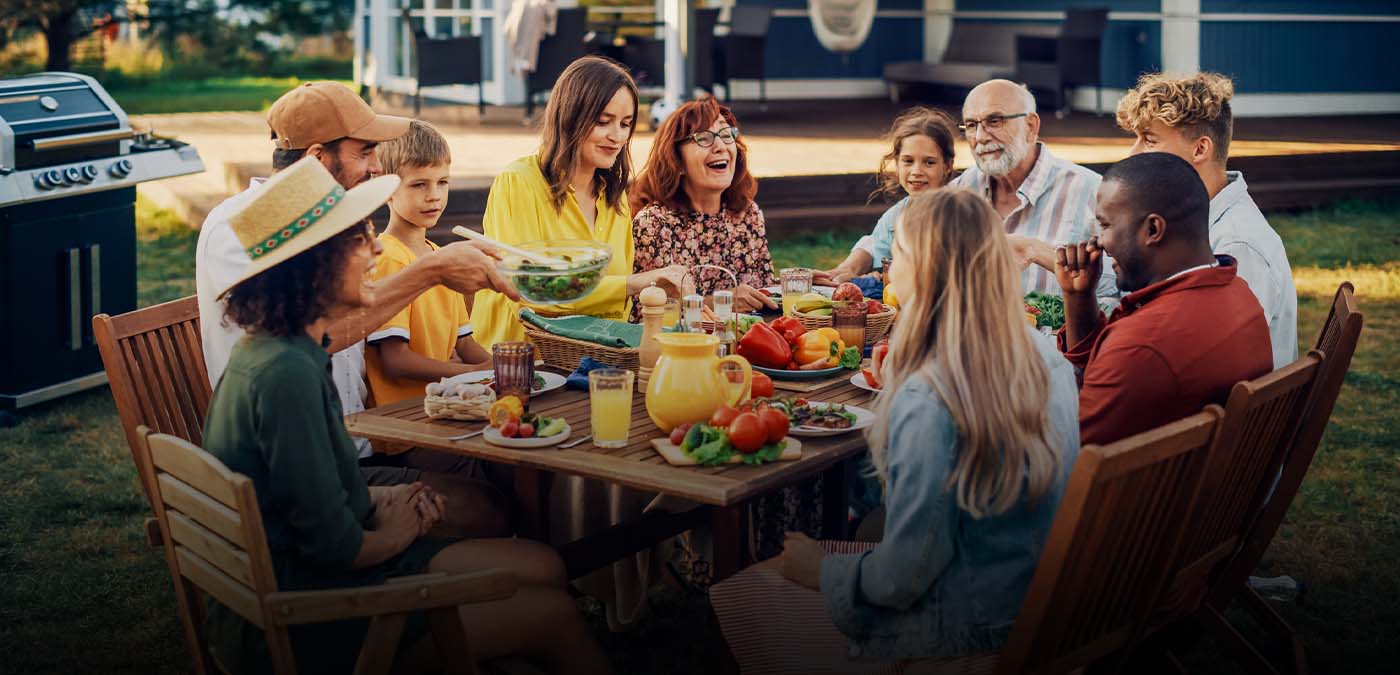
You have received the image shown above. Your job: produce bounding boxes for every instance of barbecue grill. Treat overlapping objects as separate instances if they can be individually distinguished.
[0,72,204,410]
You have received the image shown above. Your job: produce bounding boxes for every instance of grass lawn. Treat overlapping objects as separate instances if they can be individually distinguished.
[104,77,357,115]
[1,198,1397,673]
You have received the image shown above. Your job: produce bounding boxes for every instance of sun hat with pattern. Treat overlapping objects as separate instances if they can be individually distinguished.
[216,156,399,298]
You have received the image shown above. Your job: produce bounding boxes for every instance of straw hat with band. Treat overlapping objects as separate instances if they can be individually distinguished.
[217,156,400,298]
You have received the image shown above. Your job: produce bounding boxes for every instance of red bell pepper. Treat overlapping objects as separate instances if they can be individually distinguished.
[769,316,806,346]
[737,321,792,369]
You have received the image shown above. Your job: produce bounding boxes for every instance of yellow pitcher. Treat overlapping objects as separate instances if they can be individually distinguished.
[645,333,753,433]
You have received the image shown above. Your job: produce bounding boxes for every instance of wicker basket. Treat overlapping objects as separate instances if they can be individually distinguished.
[423,395,493,421]
[524,325,641,372]
[793,305,897,346]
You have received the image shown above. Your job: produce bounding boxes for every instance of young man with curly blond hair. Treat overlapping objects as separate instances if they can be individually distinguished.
[1116,72,1297,369]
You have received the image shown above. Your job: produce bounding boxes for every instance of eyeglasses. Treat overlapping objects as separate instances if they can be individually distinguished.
[958,113,1030,135]
[682,126,740,148]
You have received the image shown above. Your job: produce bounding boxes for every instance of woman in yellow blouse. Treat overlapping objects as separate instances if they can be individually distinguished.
[473,56,691,348]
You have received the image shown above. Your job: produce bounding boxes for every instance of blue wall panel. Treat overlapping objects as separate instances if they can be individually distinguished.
[956,0,1160,12]
[762,16,926,79]
[1202,1,1400,14]
[951,19,1160,89]
[1200,21,1400,92]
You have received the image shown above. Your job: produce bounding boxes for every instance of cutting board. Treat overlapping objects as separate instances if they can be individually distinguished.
[650,437,803,466]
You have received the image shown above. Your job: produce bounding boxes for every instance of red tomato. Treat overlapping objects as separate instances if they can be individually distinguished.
[866,299,884,314]
[759,407,789,444]
[751,371,775,399]
[861,368,881,389]
[669,424,688,446]
[832,282,864,303]
[500,421,519,438]
[710,404,740,428]
[727,413,767,453]
[518,423,534,438]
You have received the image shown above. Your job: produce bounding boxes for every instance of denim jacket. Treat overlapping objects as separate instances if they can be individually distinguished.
[820,330,1080,660]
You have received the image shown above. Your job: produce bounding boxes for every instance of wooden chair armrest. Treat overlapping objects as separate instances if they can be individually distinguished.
[385,573,447,584]
[265,569,517,626]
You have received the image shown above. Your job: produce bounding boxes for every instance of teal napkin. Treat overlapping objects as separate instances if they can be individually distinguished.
[520,309,643,348]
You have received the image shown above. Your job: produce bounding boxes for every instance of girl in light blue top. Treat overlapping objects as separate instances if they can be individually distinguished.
[815,107,959,286]
[711,188,1080,672]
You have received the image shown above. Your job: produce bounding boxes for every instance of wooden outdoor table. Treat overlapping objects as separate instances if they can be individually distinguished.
[345,377,875,581]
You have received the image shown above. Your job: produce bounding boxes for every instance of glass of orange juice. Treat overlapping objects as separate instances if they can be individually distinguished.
[780,268,813,316]
[589,369,634,448]
[661,298,681,329]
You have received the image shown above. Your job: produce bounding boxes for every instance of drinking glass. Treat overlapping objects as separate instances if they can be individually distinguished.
[661,298,681,329]
[589,369,635,448]
[492,342,535,408]
[833,301,868,349]
[780,268,813,316]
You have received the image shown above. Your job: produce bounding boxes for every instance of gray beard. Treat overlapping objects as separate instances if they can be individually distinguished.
[974,137,1030,177]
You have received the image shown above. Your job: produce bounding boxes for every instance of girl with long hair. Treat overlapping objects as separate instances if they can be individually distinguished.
[815,106,958,286]
[470,56,692,348]
[709,189,1080,672]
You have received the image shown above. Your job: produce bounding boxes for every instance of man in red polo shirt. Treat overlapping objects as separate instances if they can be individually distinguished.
[1056,152,1271,446]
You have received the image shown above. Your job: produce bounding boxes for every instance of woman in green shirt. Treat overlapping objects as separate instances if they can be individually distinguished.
[202,157,610,674]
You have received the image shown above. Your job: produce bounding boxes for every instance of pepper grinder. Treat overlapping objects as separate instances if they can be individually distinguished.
[637,285,668,387]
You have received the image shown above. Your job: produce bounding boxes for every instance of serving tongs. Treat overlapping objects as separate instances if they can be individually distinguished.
[452,226,573,267]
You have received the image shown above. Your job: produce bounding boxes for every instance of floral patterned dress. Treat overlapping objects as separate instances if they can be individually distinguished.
[631,200,827,584]
[630,201,778,321]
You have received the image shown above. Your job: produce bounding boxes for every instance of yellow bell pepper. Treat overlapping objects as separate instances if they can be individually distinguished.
[794,328,846,367]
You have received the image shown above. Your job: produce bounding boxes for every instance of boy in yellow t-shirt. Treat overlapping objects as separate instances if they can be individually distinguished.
[365,121,492,408]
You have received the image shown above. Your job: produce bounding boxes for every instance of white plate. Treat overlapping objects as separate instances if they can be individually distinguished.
[849,372,881,394]
[786,403,875,437]
[483,421,572,448]
[764,285,834,298]
[449,370,566,395]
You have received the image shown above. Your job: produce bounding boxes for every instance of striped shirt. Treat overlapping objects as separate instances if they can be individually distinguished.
[952,143,1118,299]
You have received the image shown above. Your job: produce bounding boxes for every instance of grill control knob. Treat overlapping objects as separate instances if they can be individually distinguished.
[109,159,133,178]
[33,173,52,190]
[64,167,83,184]
[82,164,99,182]
[45,168,65,187]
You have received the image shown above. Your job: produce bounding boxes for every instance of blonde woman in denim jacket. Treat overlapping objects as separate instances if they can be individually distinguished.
[710,188,1080,673]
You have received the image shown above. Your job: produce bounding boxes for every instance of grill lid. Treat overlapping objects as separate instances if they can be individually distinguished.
[0,73,131,171]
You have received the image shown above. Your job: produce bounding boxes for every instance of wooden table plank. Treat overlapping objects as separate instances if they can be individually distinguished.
[345,384,872,507]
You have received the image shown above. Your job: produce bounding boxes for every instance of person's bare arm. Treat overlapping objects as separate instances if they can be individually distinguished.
[813,249,874,286]
[376,339,473,381]
[455,334,492,368]
[326,241,520,353]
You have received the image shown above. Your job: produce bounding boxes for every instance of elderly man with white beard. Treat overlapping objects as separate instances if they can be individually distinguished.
[950,79,1118,301]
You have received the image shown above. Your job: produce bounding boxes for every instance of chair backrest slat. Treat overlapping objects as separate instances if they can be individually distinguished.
[157,473,246,548]
[996,409,1224,675]
[175,546,264,629]
[1162,353,1322,618]
[168,510,256,587]
[94,295,212,509]
[149,435,240,508]
[1208,283,1363,608]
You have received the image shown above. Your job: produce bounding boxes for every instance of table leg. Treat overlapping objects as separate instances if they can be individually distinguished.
[711,502,748,583]
[513,467,553,542]
[822,460,849,540]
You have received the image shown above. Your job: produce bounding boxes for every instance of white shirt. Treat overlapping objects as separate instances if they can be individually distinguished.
[196,179,373,458]
[1210,172,1298,370]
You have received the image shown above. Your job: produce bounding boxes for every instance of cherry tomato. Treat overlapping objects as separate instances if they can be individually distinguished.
[669,425,687,446]
[759,407,789,444]
[500,421,519,438]
[727,412,767,453]
[518,423,534,438]
[710,404,740,428]
[750,372,775,399]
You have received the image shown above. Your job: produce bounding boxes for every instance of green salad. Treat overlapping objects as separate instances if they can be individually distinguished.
[1024,292,1066,330]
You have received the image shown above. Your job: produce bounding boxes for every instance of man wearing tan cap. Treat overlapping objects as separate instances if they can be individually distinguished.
[196,82,521,538]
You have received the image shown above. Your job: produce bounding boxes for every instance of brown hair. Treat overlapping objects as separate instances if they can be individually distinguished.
[871,106,958,201]
[630,97,757,214]
[377,120,451,175]
[538,56,639,213]
[868,188,1061,517]
[224,223,369,337]
[1116,72,1235,162]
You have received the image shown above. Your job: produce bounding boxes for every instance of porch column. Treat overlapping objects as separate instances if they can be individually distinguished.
[1161,0,1201,74]
[662,0,690,104]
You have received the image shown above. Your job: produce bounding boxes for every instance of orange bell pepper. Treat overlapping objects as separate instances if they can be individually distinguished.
[794,329,846,367]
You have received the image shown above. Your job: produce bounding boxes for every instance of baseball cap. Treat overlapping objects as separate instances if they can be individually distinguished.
[267,82,411,150]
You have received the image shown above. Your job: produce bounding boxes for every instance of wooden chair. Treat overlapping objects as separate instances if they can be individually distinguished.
[1152,352,1324,626]
[905,409,1225,675]
[1194,282,1364,675]
[136,427,518,675]
[93,295,212,513]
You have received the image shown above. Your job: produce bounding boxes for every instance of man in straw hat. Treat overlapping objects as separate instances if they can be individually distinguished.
[202,156,609,675]
[196,82,519,537]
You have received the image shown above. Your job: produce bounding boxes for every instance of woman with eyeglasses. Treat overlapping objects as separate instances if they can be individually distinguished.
[469,56,692,349]
[814,107,958,286]
[630,97,779,315]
